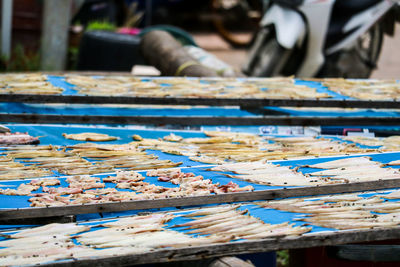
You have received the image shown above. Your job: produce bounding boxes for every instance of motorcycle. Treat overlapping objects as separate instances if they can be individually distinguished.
[242,0,400,78]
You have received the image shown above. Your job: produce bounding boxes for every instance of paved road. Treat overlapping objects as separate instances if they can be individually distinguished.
[194,28,400,79]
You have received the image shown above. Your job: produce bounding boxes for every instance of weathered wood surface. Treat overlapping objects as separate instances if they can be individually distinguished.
[141,30,218,77]
[1,94,399,109]
[0,215,75,225]
[41,227,400,266]
[1,113,400,126]
[1,178,400,220]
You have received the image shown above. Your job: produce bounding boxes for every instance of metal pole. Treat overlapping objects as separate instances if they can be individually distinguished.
[1,0,13,59]
[41,0,71,70]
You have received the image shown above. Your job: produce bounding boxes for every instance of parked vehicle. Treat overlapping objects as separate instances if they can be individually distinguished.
[242,0,400,78]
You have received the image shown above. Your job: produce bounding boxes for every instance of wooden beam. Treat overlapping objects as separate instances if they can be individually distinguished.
[0,94,399,109]
[1,113,400,126]
[1,178,400,220]
[38,227,400,266]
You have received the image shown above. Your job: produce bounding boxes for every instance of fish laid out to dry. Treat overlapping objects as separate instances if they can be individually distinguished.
[133,132,376,165]
[301,156,400,183]
[0,183,39,195]
[210,161,320,186]
[0,167,253,207]
[210,155,400,186]
[0,204,311,266]
[0,73,64,95]
[65,75,330,99]
[305,156,378,169]
[0,143,182,179]
[322,78,400,101]
[0,156,53,180]
[386,160,400,166]
[2,129,397,181]
[0,132,40,145]
[259,189,400,230]
[209,161,325,186]
[172,205,310,240]
[62,132,118,142]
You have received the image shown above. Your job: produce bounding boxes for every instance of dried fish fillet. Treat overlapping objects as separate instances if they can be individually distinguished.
[306,156,376,169]
[63,132,118,142]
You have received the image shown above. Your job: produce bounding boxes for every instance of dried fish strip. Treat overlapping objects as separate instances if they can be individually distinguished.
[0,132,40,145]
[163,133,183,142]
[306,156,377,169]
[28,178,60,186]
[210,161,322,186]
[9,223,90,238]
[382,191,400,199]
[386,159,400,166]
[0,183,39,195]
[62,132,118,142]
[0,168,52,180]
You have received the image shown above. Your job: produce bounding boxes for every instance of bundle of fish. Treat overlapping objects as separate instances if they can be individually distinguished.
[0,73,63,95]
[323,78,400,101]
[259,189,400,230]
[65,75,330,99]
[0,205,310,266]
[0,142,181,179]
[134,131,384,165]
[0,168,253,207]
[209,156,400,186]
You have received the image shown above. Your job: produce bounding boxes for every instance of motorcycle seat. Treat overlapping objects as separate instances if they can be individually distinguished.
[333,0,381,14]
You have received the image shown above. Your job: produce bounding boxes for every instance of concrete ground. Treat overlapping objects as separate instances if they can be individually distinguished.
[193,27,400,79]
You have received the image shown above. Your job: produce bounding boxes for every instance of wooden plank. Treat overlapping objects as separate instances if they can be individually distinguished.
[0,94,399,109]
[0,215,76,225]
[41,227,400,266]
[1,178,400,220]
[0,113,400,126]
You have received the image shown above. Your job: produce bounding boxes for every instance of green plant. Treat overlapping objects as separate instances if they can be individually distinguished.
[277,250,289,267]
[67,46,79,70]
[86,21,117,32]
[0,44,40,72]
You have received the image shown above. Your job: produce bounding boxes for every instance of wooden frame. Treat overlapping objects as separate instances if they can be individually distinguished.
[34,226,400,266]
[1,113,400,126]
[1,94,399,109]
[2,178,400,221]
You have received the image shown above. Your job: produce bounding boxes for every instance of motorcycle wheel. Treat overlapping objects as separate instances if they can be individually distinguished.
[318,23,383,78]
[211,0,262,48]
[242,27,292,77]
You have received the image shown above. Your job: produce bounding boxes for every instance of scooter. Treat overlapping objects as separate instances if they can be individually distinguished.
[242,0,400,78]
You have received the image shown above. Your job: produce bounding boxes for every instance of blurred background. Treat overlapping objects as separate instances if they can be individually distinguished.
[0,0,399,78]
